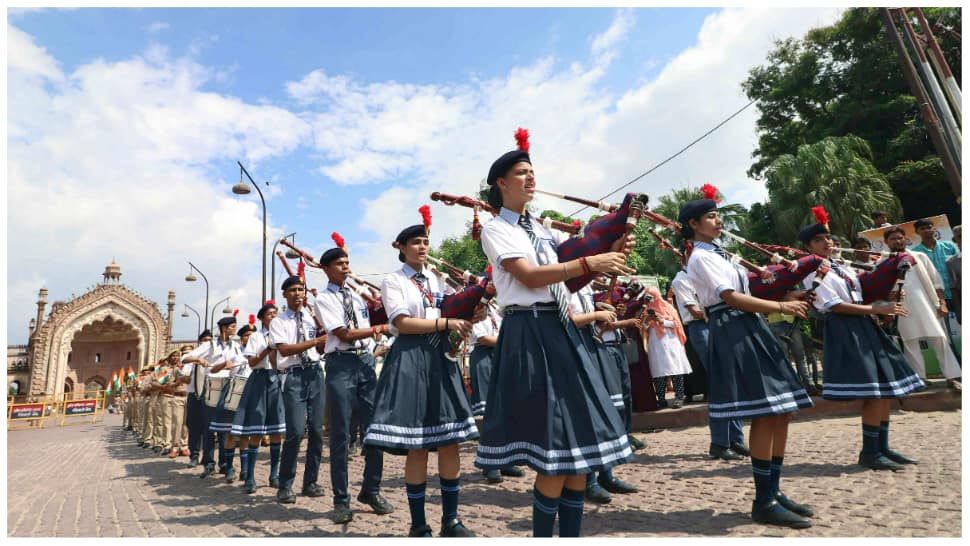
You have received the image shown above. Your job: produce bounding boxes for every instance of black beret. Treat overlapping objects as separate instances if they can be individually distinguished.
[396,224,428,246]
[281,275,303,291]
[256,301,277,320]
[797,223,830,243]
[677,199,718,227]
[487,150,531,186]
[197,329,212,341]
[217,315,237,328]
[320,247,348,266]
[236,324,255,337]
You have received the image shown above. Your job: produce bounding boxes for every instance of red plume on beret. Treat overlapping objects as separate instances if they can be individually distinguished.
[572,219,582,228]
[486,264,493,275]
[232,309,239,317]
[700,184,719,202]
[515,127,530,152]
[264,299,275,306]
[331,231,346,251]
[419,204,432,234]
[248,314,256,326]
[811,205,829,228]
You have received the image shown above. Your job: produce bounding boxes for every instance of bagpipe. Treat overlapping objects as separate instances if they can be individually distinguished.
[277,238,389,325]
[430,192,582,235]
[755,243,915,303]
[634,208,828,300]
[431,190,648,294]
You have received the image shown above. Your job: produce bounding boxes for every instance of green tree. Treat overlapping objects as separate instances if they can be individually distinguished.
[764,135,902,243]
[432,223,489,274]
[742,7,961,224]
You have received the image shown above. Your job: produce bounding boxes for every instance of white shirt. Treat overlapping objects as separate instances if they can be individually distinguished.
[481,208,570,308]
[805,263,864,312]
[313,282,375,354]
[686,241,750,308]
[568,284,596,316]
[470,305,501,348]
[269,307,322,370]
[181,337,244,383]
[242,327,274,370]
[381,263,445,336]
[898,252,948,340]
[670,270,701,325]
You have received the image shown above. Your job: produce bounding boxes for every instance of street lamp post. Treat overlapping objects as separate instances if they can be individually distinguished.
[271,232,301,301]
[233,162,268,302]
[185,262,210,328]
[210,296,233,333]
[181,304,202,336]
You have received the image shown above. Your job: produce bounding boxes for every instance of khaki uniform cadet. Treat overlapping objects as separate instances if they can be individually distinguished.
[137,367,154,447]
[149,361,168,454]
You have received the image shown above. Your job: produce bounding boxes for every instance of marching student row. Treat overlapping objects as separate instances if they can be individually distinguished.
[123,129,928,537]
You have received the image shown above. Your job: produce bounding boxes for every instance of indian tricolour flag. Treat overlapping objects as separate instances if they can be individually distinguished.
[127,367,135,380]
[157,369,172,385]
[112,372,121,392]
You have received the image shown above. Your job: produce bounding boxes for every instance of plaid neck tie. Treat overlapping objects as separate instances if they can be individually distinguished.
[294,310,311,365]
[518,214,571,326]
[339,286,361,348]
[830,263,860,303]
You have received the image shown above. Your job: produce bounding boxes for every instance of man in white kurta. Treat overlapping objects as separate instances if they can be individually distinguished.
[885,230,961,382]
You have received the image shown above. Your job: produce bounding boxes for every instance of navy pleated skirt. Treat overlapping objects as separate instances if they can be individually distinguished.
[475,306,632,476]
[364,333,479,455]
[821,313,925,400]
[230,368,286,436]
[705,304,814,420]
[469,345,494,417]
[578,326,625,412]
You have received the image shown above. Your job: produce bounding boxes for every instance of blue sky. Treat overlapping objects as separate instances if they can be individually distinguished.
[7,7,843,344]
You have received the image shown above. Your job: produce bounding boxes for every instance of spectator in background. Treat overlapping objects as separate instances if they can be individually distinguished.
[946,226,961,323]
[871,211,891,228]
[912,218,960,312]
[852,237,876,264]
[640,287,692,409]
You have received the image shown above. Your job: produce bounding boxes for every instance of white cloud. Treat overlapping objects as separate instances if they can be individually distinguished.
[287,7,842,283]
[147,21,170,33]
[7,23,309,343]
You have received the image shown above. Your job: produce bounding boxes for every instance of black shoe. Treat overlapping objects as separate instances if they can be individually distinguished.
[709,444,743,461]
[244,481,257,494]
[357,492,395,515]
[628,435,646,451]
[269,476,280,488]
[500,466,526,477]
[776,491,814,517]
[730,442,751,457]
[408,524,433,537]
[858,451,905,471]
[751,500,812,529]
[882,449,918,465]
[584,483,612,504]
[277,487,296,504]
[199,464,216,479]
[153,446,162,454]
[484,469,503,484]
[671,398,684,409]
[598,475,638,494]
[224,468,237,483]
[301,483,326,497]
[439,518,476,537]
[137,441,145,448]
[331,503,353,524]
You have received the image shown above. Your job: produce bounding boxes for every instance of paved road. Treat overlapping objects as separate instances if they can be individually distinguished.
[7,409,961,537]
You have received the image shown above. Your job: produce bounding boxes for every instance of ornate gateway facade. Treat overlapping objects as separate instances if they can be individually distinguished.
[8,261,181,399]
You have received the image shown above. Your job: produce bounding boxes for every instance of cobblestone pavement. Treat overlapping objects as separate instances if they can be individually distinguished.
[7,409,961,537]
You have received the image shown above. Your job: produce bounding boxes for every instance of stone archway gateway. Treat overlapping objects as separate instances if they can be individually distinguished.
[26,261,173,398]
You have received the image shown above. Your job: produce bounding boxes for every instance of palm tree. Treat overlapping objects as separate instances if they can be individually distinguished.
[765,135,902,244]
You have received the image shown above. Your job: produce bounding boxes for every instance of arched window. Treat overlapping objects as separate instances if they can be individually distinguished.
[9,381,20,396]
[68,352,72,363]
[126,351,132,361]
[95,353,101,363]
